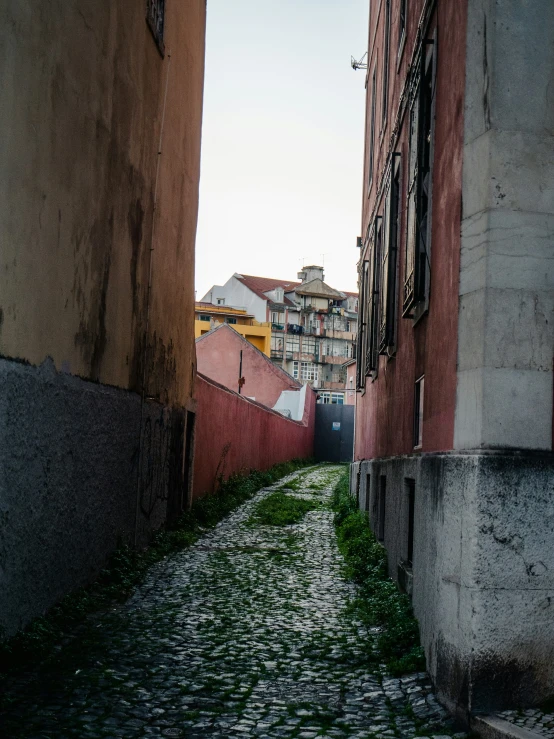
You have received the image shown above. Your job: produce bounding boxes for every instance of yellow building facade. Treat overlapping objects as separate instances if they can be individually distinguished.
[194,303,271,356]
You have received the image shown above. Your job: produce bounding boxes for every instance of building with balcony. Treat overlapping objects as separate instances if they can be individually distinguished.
[201,267,358,403]
[194,302,271,356]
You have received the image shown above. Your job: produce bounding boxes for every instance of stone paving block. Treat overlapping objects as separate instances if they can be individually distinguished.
[0,466,461,739]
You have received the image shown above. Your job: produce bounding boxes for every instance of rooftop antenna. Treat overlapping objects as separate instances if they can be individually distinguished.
[321,253,331,269]
[351,51,368,71]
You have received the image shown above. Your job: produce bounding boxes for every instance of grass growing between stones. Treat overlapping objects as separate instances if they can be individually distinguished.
[249,491,321,526]
[0,458,314,678]
[331,469,426,676]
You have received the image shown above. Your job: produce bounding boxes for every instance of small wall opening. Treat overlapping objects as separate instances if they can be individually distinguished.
[406,477,415,565]
[378,475,386,541]
[365,473,371,514]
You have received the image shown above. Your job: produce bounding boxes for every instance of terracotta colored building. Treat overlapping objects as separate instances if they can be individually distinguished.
[0,1,205,637]
[352,0,554,718]
[196,323,301,409]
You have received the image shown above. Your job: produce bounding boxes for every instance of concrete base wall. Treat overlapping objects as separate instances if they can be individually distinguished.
[351,452,554,718]
[0,357,191,638]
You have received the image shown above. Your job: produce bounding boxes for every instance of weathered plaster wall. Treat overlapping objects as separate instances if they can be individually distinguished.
[455,0,554,450]
[0,358,192,638]
[193,374,315,499]
[0,0,205,407]
[196,324,301,409]
[353,452,554,716]
[355,0,467,460]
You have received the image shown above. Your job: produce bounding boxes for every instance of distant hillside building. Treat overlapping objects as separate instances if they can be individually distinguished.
[201,267,358,404]
[194,302,271,356]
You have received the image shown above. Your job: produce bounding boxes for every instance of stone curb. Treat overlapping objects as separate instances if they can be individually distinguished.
[472,715,546,739]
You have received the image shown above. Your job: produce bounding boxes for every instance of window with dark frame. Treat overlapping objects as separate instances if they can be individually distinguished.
[406,478,416,566]
[402,38,437,320]
[356,257,369,389]
[365,217,382,377]
[368,67,377,190]
[146,0,165,55]
[414,375,424,448]
[378,476,386,541]
[399,0,407,53]
[382,0,391,125]
[379,156,401,354]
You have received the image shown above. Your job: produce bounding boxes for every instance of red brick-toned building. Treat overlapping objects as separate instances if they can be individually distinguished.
[352,0,554,719]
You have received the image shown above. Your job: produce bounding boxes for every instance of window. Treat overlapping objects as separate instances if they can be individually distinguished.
[365,217,382,377]
[293,361,318,382]
[406,478,416,565]
[146,0,165,55]
[368,67,377,190]
[271,335,283,352]
[216,298,225,306]
[379,157,401,353]
[199,315,210,322]
[403,38,437,319]
[414,375,424,448]
[356,257,369,389]
[378,476,386,541]
[382,0,391,125]
[319,392,344,405]
[275,288,284,302]
[226,317,237,325]
[398,0,407,57]
[302,336,316,355]
[286,335,300,353]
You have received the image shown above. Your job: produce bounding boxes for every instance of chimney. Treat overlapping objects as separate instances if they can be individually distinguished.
[297,265,324,283]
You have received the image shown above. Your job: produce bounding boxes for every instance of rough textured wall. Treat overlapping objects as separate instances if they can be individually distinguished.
[193,374,315,499]
[454,0,554,450]
[196,325,300,409]
[355,0,467,460]
[0,0,205,407]
[352,452,554,717]
[0,358,190,638]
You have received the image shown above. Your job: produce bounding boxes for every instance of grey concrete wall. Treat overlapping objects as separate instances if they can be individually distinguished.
[352,453,554,718]
[0,357,190,638]
[455,0,554,450]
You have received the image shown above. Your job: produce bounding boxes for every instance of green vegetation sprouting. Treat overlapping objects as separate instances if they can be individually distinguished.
[331,469,425,675]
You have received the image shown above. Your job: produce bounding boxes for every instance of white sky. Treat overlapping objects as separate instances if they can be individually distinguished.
[195,0,369,298]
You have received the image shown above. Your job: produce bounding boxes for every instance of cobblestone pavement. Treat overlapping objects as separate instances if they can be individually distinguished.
[495,709,554,737]
[0,465,460,739]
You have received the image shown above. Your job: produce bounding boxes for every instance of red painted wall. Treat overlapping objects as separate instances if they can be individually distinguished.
[196,324,300,409]
[355,0,467,460]
[193,373,315,499]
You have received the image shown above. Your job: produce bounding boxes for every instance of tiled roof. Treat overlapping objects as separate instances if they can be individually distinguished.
[234,274,300,305]
[234,273,357,304]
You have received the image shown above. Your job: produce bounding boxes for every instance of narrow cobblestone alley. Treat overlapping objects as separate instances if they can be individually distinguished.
[0,466,458,739]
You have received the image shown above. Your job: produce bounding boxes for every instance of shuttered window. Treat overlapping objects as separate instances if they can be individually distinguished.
[146,0,165,55]
[402,39,436,320]
[356,258,369,389]
[366,217,382,377]
[368,68,377,190]
[379,157,401,354]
